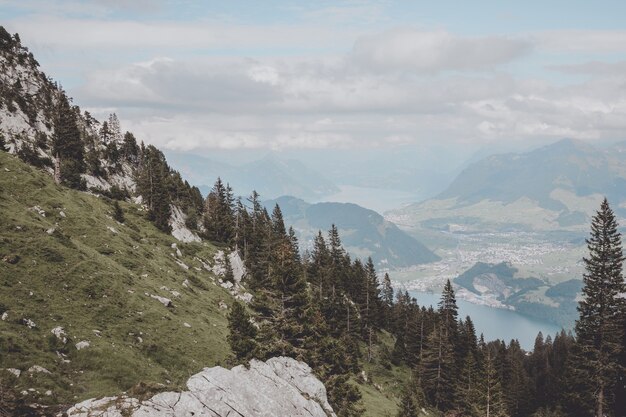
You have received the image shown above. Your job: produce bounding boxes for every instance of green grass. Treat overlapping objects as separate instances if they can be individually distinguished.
[0,152,232,405]
[355,331,434,417]
[0,151,429,415]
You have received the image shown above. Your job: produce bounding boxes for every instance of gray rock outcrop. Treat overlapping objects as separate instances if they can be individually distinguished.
[63,357,336,417]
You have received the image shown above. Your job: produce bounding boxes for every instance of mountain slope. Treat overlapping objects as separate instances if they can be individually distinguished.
[266,196,439,269]
[0,151,232,408]
[0,27,415,417]
[389,139,626,232]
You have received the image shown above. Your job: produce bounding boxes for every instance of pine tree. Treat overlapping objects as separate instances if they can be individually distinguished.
[439,279,459,340]
[504,340,532,417]
[362,257,381,361]
[136,145,172,232]
[52,94,85,189]
[112,200,124,223]
[397,384,420,417]
[381,273,394,328]
[474,346,509,417]
[227,301,258,361]
[420,321,456,410]
[203,177,234,243]
[223,252,235,283]
[574,198,626,417]
[308,231,330,296]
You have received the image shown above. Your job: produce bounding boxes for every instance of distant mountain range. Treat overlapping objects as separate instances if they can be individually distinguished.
[264,196,440,269]
[165,151,339,201]
[389,139,626,232]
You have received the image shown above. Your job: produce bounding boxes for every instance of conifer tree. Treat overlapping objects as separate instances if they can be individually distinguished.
[439,279,459,340]
[420,322,456,410]
[112,200,124,223]
[227,301,258,361]
[203,177,234,243]
[136,145,172,232]
[474,346,509,417]
[574,198,626,417]
[397,385,420,417]
[52,94,85,189]
[223,252,235,283]
[382,273,394,308]
[504,340,532,417]
[308,231,330,296]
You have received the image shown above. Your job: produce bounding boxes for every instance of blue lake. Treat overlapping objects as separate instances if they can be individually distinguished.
[409,291,565,350]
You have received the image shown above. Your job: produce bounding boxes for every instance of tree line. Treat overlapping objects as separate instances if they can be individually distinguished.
[210,171,626,417]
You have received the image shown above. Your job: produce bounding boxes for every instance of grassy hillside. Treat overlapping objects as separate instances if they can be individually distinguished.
[0,151,416,415]
[0,151,232,406]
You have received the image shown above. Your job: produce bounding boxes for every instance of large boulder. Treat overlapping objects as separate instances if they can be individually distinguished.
[63,357,336,417]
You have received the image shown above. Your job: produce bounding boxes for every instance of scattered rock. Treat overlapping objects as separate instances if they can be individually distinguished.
[92,330,102,337]
[29,206,46,217]
[4,368,21,377]
[1,311,8,321]
[23,318,36,328]
[182,279,190,288]
[183,322,191,328]
[3,254,20,264]
[51,327,67,344]
[45,390,52,396]
[175,260,189,270]
[159,286,181,298]
[147,293,173,308]
[59,210,66,218]
[236,292,254,303]
[218,300,228,310]
[46,227,56,234]
[220,280,234,290]
[28,365,51,374]
[360,370,368,383]
[75,341,90,350]
[171,243,183,257]
[107,226,118,234]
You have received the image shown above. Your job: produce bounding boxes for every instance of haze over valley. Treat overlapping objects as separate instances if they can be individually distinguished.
[3,1,626,416]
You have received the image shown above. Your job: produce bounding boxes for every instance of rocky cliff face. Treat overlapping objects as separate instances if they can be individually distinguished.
[63,357,336,417]
[0,27,200,243]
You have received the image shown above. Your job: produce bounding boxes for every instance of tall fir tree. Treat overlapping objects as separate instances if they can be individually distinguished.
[474,346,509,417]
[52,94,85,189]
[574,198,626,417]
[227,301,258,362]
[397,384,420,417]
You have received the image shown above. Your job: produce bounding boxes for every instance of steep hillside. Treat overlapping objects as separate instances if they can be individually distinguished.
[0,151,234,409]
[0,27,416,417]
[265,196,439,269]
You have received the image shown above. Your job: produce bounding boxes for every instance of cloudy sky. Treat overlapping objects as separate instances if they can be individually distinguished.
[3,0,626,153]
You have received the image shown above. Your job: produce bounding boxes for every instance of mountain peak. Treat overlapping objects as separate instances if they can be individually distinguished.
[538,138,596,154]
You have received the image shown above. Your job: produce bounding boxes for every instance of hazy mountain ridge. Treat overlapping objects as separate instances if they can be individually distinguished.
[389,138,626,232]
[439,138,626,210]
[165,151,339,201]
[265,196,439,269]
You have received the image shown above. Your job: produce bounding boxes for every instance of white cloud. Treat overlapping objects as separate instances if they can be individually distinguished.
[6,15,358,52]
[6,7,626,151]
[350,28,530,74]
[537,30,626,53]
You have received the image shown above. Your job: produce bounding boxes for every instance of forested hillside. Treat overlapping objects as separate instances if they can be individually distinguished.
[2,25,626,417]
